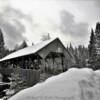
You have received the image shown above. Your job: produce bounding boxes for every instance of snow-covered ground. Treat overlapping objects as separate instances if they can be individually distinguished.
[9,68,100,100]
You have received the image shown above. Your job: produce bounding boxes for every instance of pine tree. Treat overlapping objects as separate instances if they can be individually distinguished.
[88,29,96,58]
[6,69,26,99]
[88,23,100,70]
[95,22,100,34]
[88,28,97,69]
[69,43,74,53]
[0,29,5,58]
[94,23,100,69]
[18,40,28,49]
[14,40,28,51]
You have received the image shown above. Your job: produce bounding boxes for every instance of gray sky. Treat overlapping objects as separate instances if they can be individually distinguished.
[0,0,99,49]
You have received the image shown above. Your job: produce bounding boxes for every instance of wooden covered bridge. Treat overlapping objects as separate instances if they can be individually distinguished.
[0,38,72,86]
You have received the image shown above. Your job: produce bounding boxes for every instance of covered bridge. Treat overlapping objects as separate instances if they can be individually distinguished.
[0,38,73,86]
[0,38,72,74]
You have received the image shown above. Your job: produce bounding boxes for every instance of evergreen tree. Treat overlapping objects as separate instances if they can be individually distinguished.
[88,29,96,58]
[88,23,100,70]
[14,40,28,51]
[88,28,97,69]
[94,23,100,69]
[0,29,6,58]
[69,43,74,53]
[18,40,28,49]
[95,22,100,33]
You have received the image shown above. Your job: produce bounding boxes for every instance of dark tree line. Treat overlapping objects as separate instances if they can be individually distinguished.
[0,28,28,58]
[67,43,88,68]
[0,29,10,58]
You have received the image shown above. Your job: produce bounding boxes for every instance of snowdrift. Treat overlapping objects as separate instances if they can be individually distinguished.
[9,68,100,100]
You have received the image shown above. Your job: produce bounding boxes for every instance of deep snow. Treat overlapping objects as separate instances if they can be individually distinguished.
[9,68,100,100]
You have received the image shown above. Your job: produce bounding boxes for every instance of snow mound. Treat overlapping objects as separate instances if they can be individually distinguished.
[9,68,100,100]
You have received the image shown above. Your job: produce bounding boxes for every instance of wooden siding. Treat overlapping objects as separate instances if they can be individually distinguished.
[37,39,66,58]
[0,68,40,86]
[37,39,68,72]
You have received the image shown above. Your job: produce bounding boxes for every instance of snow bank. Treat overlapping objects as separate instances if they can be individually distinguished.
[9,68,100,100]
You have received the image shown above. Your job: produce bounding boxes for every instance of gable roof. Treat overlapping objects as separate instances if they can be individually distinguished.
[0,38,62,62]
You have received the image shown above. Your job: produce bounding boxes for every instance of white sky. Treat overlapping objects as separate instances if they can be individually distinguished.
[0,0,99,49]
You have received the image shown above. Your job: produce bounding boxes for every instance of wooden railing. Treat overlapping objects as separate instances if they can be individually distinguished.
[0,68,40,86]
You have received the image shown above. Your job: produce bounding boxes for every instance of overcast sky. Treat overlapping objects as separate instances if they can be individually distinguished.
[0,0,100,49]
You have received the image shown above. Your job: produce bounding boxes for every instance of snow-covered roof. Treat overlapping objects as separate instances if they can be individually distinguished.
[0,38,58,62]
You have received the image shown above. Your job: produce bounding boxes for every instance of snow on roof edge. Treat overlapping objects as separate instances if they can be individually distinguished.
[0,38,58,62]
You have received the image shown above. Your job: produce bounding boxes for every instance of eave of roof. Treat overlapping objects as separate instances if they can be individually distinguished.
[0,38,58,62]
